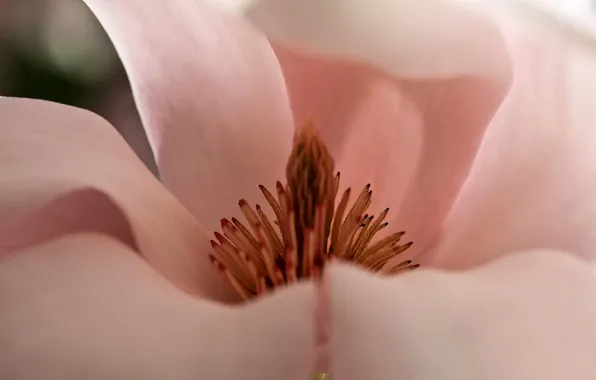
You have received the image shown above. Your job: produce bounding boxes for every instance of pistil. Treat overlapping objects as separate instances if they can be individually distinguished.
[210,123,417,299]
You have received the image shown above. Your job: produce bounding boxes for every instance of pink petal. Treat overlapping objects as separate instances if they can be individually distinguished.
[0,98,234,301]
[83,0,294,233]
[0,233,315,379]
[246,0,512,259]
[425,9,596,267]
[328,250,596,379]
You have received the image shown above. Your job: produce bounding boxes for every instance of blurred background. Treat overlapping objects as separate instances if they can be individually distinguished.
[0,0,155,171]
[1,0,595,175]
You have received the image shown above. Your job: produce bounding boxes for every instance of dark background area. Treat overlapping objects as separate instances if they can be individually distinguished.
[0,0,156,171]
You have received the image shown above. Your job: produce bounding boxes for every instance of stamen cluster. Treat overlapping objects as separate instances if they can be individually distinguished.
[210,123,416,299]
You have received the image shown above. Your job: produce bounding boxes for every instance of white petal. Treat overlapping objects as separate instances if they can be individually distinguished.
[246,0,509,78]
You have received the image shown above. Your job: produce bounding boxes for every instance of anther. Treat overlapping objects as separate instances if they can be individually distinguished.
[210,123,416,299]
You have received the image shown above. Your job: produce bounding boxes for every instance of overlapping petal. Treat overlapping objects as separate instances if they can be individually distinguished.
[246,0,512,259]
[0,233,315,379]
[329,251,596,379]
[83,0,295,233]
[0,98,233,300]
[426,6,596,267]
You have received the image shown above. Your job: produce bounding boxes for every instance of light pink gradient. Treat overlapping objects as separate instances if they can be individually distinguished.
[2,0,596,378]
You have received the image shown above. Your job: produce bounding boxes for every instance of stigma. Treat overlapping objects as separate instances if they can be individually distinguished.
[209,123,417,299]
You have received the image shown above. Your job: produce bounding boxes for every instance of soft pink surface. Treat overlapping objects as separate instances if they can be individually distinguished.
[0,233,315,379]
[84,0,514,261]
[276,50,510,263]
[2,0,596,377]
[425,13,596,267]
[329,251,596,379]
[248,0,512,260]
[0,98,234,301]
[84,0,295,233]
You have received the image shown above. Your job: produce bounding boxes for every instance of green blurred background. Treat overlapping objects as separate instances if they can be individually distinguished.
[0,0,156,171]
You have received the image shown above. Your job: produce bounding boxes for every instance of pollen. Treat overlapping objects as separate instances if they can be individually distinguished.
[209,122,417,299]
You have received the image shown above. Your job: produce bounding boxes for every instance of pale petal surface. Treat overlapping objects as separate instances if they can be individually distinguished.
[329,251,596,380]
[0,98,234,300]
[426,6,596,267]
[83,0,295,233]
[0,233,315,379]
[246,0,512,259]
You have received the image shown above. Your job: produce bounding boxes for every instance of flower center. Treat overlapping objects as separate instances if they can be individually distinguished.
[209,122,417,299]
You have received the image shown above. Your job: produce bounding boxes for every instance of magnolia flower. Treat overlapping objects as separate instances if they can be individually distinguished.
[2,0,596,379]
